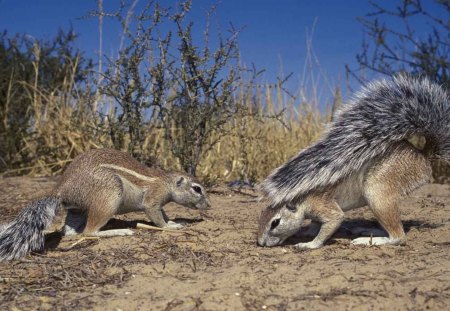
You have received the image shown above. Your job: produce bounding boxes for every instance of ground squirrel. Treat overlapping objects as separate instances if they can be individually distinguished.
[258,74,449,249]
[0,148,211,260]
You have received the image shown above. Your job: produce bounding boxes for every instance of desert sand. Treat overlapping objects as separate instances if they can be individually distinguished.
[1,176,449,310]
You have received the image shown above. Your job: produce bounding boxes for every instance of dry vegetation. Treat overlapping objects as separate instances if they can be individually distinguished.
[0,63,326,183]
[0,1,330,185]
[0,0,448,183]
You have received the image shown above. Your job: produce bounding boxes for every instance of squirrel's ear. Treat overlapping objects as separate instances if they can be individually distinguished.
[176,176,186,187]
[286,202,297,212]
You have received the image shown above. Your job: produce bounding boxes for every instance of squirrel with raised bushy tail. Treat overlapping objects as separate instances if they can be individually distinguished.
[258,74,450,249]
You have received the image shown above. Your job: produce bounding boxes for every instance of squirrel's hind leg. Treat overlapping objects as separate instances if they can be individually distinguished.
[352,186,406,246]
[86,229,134,237]
[83,192,134,237]
[352,146,431,246]
[352,177,406,246]
[65,207,134,237]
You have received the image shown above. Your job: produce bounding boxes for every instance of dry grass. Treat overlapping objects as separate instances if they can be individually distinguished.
[3,59,448,183]
[2,62,448,184]
[3,70,327,183]
[197,88,325,183]
[1,5,447,183]
[0,1,334,183]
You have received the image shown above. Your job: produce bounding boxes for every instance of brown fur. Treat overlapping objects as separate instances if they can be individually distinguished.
[258,141,433,248]
[362,142,432,243]
[52,148,210,235]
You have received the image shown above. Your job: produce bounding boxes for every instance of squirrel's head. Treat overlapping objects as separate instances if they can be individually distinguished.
[257,202,304,247]
[170,174,211,210]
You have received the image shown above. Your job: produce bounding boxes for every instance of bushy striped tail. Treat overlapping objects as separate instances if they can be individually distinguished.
[0,197,61,261]
[260,74,450,206]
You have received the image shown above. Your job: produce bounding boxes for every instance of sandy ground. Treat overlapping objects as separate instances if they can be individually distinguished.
[0,176,449,311]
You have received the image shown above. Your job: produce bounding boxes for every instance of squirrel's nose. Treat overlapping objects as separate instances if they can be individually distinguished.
[257,237,266,247]
[197,198,211,210]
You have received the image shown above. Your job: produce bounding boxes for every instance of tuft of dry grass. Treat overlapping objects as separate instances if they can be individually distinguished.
[196,85,326,183]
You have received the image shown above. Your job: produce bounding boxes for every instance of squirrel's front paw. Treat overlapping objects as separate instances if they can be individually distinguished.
[294,241,322,250]
[165,221,184,230]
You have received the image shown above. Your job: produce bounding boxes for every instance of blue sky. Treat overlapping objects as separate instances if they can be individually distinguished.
[0,0,445,106]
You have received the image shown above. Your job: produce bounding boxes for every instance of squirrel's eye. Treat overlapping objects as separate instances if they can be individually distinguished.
[270,219,281,230]
[192,186,202,194]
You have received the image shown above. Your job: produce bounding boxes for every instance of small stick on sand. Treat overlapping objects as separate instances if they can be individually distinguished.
[136,223,196,235]
[61,237,100,251]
